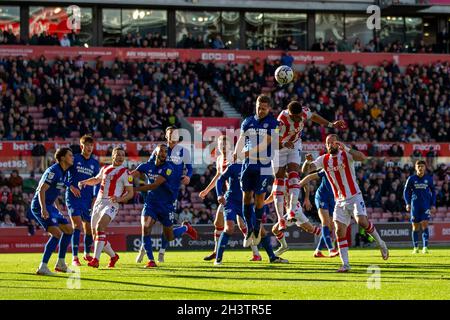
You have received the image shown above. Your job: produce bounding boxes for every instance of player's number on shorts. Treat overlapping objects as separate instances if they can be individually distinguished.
[262,179,268,188]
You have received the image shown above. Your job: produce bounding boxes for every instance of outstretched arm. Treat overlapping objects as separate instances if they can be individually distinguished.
[135,175,166,192]
[299,172,320,189]
[311,113,346,129]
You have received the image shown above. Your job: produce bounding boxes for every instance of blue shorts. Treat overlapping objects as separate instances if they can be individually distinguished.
[31,205,69,231]
[67,203,92,222]
[142,202,174,227]
[240,165,272,195]
[223,199,243,223]
[410,207,431,223]
[315,195,335,216]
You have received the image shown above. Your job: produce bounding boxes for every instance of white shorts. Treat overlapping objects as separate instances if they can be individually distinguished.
[284,203,309,227]
[333,193,367,226]
[272,141,302,171]
[91,199,120,228]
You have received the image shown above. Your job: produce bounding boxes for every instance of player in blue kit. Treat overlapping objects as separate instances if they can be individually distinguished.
[215,162,288,265]
[136,126,194,263]
[404,160,437,254]
[66,135,100,266]
[31,148,75,276]
[233,94,279,247]
[132,144,198,268]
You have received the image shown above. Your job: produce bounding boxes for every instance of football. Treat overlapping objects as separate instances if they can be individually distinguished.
[274,65,294,85]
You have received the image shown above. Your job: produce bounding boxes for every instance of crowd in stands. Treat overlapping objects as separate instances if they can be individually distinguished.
[113,32,167,48]
[0,56,223,141]
[212,58,450,144]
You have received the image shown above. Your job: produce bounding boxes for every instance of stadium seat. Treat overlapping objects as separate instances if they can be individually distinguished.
[382,212,393,219]
[436,212,445,218]
[378,218,388,223]
[437,207,447,212]
[373,208,383,213]
[446,212,450,219]
[366,207,373,213]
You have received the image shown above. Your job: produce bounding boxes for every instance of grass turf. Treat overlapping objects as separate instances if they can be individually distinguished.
[1,248,450,300]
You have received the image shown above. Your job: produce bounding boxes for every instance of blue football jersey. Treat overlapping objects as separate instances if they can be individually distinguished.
[216,163,243,203]
[403,174,436,209]
[66,154,100,207]
[31,164,67,208]
[150,144,192,202]
[316,170,334,200]
[136,158,176,205]
[240,114,279,168]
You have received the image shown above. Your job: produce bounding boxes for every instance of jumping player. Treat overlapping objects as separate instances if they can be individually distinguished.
[403,160,436,254]
[66,135,100,266]
[131,144,198,268]
[78,147,134,268]
[136,126,193,263]
[32,148,75,275]
[199,135,261,261]
[272,101,345,230]
[265,179,321,256]
[233,94,278,246]
[301,134,389,272]
[215,161,288,264]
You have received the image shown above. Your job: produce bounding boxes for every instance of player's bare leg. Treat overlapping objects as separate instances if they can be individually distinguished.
[89,214,112,268]
[420,220,430,253]
[36,226,62,276]
[204,207,224,261]
[237,215,261,261]
[82,220,94,262]
[273,167,287,231]
[355,215,388,260]
[141,216,157,268]
[335,221,351,272]
[286,163,301,222]
[70,215,83,266]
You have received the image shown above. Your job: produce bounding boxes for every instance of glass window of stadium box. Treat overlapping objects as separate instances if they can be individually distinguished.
[315,13,344,48]
[405,17,423,50]
[245,12,264,50]
[121,10,167,46]
[175,11,221,48]
[29,6,93,46]
[344,15,374,51]
[379,16,405,47]
[0,6,20,43]
[263,13,307,50]
[221,11,240,49]
[102,9,121,46]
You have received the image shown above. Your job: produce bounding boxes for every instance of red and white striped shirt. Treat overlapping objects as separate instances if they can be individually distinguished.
[215,153,230,175]
[312,150,360,201]
[277,108,312,146]
[96,165,133,199]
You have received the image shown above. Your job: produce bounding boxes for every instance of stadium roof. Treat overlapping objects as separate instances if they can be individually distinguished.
[3,0,378,12]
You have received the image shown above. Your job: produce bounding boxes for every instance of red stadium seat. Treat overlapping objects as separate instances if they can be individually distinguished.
[366,207,373,213]
[382,212,393,219]
[373,208,383,213]
[378,218,388,223]
[371,213,381,219]
[437,207,447,212]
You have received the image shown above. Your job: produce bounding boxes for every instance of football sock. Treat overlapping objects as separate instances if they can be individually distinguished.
[58,232,71,259]
[94,232,106,260]
[422,228,429,248]
[84,234,93,255]
[261,235,276,261]
[337,237,349,266]
[103,241,115,258]
[412,230,419,248]
[214,227,224,253]
[216,232,231,261]
[42,236,59,264]
[142,235,154,261]
[72,228,81,257]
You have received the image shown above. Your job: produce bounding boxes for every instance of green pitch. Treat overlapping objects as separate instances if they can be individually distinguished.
[1,248,450,300]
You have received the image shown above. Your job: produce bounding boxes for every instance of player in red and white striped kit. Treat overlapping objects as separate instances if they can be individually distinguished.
[265,177,321,256]
[78,147,134,268]
[300,134,389,272]
[272,101,345,231]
